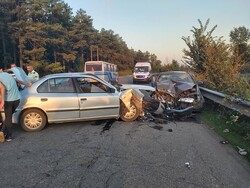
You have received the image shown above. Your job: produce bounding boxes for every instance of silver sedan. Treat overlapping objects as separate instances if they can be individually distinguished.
[11,72,155,132]
[13,73,121,132]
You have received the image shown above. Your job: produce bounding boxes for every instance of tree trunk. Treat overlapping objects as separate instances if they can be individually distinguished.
[1,29,7,69]
[81,50,84,62]
[13,42,17,66]
[18,37,23,68]
[54,50,57,63]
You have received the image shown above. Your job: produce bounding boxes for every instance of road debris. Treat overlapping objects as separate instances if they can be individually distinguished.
[237,146,248,156]
[185,162,191,169]
[220,140,229,144]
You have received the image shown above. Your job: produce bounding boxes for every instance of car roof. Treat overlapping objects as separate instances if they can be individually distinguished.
[158,71,193,77]
[42,72,99,78]
[159,71,189,74]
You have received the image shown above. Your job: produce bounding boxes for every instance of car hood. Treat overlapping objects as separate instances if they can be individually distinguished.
[156,81,195,97]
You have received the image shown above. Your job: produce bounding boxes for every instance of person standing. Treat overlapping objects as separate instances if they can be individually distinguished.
[26,65,39,83]
[0,67,21,142]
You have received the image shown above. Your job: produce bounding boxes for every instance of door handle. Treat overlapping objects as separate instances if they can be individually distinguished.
[41,98,48,102]
[81,98,87,101]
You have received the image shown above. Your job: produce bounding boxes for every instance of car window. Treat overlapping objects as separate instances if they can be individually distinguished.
[134,67,149,72]
[37,77,74,93]
[175,73,194,83]
[158,73,194,83]
[158,75,172,82]
[76,77,109,93]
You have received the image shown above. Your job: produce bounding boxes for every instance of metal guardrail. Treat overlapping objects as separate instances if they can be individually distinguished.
[200,87,250,118]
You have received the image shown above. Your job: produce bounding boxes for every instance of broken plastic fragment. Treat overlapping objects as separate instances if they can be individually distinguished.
[185,162,190,169]
[237,146,248,156]
[239,151,248,156]
[220,140,228,144]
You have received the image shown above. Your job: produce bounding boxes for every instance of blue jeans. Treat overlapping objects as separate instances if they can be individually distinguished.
[1,99,20,138]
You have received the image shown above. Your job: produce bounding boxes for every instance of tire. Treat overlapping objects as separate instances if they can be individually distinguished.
[120,101,140,122]
[20,109,47,132]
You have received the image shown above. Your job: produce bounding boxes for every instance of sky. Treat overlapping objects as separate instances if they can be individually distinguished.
[64,0,250,64]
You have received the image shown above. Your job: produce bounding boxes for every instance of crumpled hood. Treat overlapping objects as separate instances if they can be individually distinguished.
[120,84,155,91]
[156,80,195,97]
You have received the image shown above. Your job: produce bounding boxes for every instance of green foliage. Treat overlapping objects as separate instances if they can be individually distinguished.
[45,62,65,74]
[158,59,188,72]
[201,39,250,99]
[226,114,240,125]
[230,26,250,73]
[118,70,132,76]
[183,19,250,100]
[28,61,64,77]
[182,19,217,73]
[230,26,250,45]
[200,106,250,161]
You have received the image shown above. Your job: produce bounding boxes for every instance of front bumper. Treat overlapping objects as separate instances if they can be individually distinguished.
[133,77,149,83]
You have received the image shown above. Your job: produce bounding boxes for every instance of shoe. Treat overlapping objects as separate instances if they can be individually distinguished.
[5,137,12,142]
[0,132,5,143]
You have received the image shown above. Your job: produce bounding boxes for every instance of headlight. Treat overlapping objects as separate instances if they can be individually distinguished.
[178,98,194,103]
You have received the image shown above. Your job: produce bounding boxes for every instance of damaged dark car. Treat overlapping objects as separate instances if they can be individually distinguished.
[151,71,204,113]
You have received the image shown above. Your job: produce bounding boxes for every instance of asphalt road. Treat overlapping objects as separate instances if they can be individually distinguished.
[0,76,250,188]
[0,119,250,188]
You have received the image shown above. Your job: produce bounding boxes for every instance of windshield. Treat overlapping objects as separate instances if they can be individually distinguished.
[158,72,194,83]
[134,66,149,73]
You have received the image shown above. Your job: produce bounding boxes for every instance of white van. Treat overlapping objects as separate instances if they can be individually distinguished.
[133,62,152,84]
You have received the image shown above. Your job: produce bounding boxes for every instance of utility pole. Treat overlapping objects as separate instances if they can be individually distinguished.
[90,45,99,61]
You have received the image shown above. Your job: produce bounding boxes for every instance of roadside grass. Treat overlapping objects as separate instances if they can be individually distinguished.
[119,70,131,76]
[199,105,250,162]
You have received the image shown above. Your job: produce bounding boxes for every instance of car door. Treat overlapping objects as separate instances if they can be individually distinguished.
[75,76,120,120]
[36,77,80,122]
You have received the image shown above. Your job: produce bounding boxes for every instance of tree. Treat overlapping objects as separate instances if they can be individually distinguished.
[69,8,96,69]
[183,19,250,99]
[182,19,217,73]
[229,26,250,73]
[202,38,250,98]
[8,0,73,71]
[230,26,250,45]
[0,0,16,68]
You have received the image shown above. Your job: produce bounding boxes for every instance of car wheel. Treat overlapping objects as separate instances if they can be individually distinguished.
[120,101,140,122]
[21,109,47,132]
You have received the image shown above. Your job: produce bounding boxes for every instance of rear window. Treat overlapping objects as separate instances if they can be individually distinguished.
[85,64,102,71]
[37,78,74,93]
